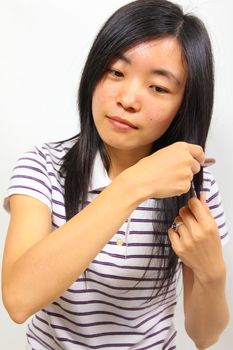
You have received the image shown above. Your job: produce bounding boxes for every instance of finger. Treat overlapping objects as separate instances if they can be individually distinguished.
[178,206,197,234]
[172,214,194,245]
[168,227,181,253]
[199,191,206,204]
[199,191,213,215]
[187,196,212,225]
[202,158,216,167]
[187,143,205,166]
[191,159,201,175]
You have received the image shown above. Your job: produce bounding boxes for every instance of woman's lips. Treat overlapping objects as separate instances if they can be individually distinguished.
[107,116,138,130]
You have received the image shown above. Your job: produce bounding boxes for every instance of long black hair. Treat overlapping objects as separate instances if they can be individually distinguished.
[61,0,214,303]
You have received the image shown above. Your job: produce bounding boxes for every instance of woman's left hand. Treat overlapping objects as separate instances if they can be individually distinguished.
[168,192,226,283]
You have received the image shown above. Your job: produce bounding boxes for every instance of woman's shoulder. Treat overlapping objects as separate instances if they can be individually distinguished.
[202,168,224,207]
[202,168,215,188]
[3,136,79,213]
[34,136,78,163]
[202,168,230,246]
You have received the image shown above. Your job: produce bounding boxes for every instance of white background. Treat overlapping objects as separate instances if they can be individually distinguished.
[0,0,232,349]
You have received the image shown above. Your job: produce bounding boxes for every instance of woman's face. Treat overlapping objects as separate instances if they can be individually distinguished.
[92,36,187,156]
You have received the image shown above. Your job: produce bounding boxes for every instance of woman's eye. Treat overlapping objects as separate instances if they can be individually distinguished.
[152,86,169,94]
[107,69,123,77]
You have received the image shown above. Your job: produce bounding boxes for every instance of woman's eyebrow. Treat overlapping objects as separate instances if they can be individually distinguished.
[115,52,181,86]
[151,69,181,87]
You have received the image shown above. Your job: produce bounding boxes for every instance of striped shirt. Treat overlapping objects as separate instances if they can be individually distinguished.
[4,139,229,350]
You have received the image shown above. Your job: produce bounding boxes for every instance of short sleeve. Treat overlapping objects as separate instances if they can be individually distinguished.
[3,146,52,212]
[203,170,230,246]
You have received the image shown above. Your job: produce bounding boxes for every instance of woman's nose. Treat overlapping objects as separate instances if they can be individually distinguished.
[116,83,141,112]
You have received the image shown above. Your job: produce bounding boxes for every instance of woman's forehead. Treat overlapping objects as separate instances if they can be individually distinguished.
[113,37,188,81]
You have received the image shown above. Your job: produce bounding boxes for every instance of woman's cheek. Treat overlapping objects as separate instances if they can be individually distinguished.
[145,107,176,135]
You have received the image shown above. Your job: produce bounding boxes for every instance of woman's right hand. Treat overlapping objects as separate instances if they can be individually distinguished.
[126,141,205,200]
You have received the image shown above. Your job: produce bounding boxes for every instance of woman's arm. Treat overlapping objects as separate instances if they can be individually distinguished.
[2,141,204,324]
[182,263,229,349]
[168,193,229,349]
[2,173,141,324]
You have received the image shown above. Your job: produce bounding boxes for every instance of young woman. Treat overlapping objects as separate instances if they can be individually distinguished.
[2,0,230,349]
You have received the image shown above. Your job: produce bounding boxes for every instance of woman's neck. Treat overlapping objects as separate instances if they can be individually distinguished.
[105,144,152,180]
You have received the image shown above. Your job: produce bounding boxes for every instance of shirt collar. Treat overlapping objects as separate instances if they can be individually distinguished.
[88,150,112,191]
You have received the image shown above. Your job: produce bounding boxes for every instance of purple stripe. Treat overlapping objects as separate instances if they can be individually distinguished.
[49,304,140,322]
[51,185,64,195]
[46,308,138,325]
[39,314,148,341]
[26,336,36,350]
[61,288,176,305]
[53,210,66,220]
[14,165,50,180]
[203,176,211,183]
[31,318,55,342]
[86,267,173,281]
[47,159,65,169]
[36,147,46,161]
[86,266,177,282]
[43,150,63,162]
[43,143,69,152]
[99,249,168,260]
[48,300,176,323]
[75,277,176,291]
[53,324,142,337]
[27,324,56,350]
[214,211,224,220]
[27,334,53,350]
[128,230,168,235]
[134,316,175,349]
[25,150,37,154]
[47,316,174,344]
[52,198,65,206]
[18,156,47,171]
[57,336,135,348]
[124,231,168,236]
[210,178,216,186]
[65,286,176,302]
[143,326,170,341]
[48,171,61,178]
[8,185,51,202]
[152,313,174,328]
[136,312,174,332]
[135,339,164,350]
[201,188,210,194]
[31,318,63,349]
[32,325,170,349]
[108,241,170,248]
[35,314,49,326]
[47,171,65,185]
[59,290,176,308]
[131,218,167,223]
[91,259,168,270]
[209,202,222,210]
[221,232,228,240]
[10,174,52,193]
[218,222,226,230]
[162,330,177,349]
[207,190,219,203]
